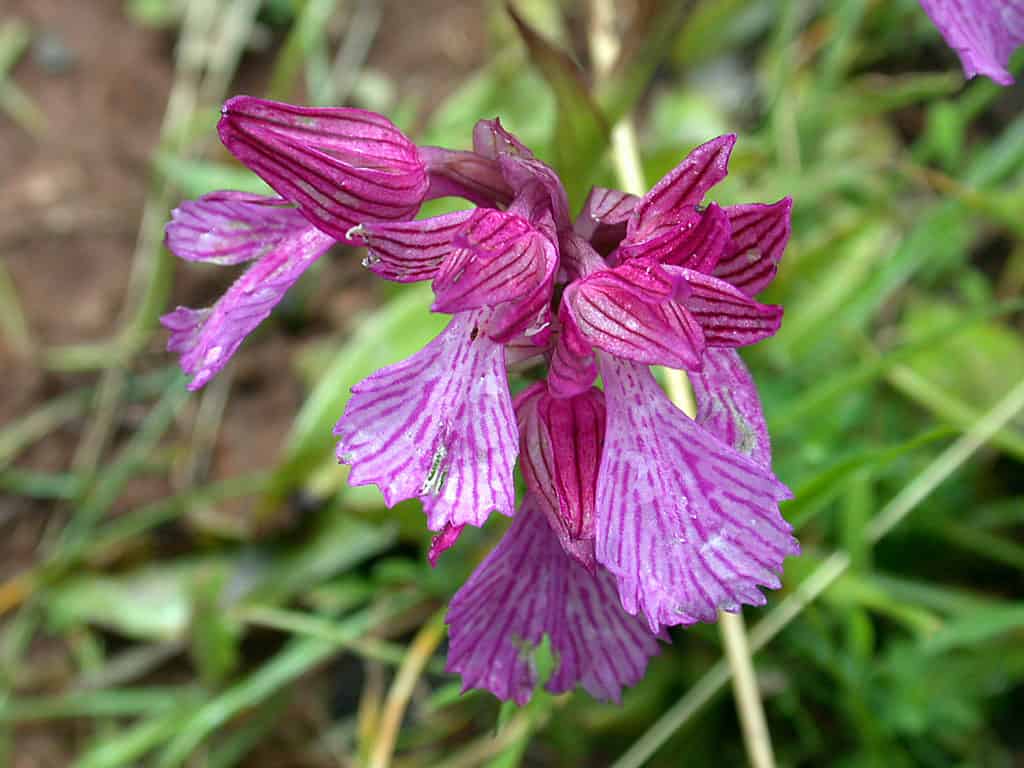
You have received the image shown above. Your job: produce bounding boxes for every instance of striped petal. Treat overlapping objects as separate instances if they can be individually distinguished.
[349,210,473,283]
[619,202,731,271]
[596,355,798,632]
[669,267,783,347]
[472,117,571,229]
[218,97,428,242]
[161,225,335,390]
[691,348,773,469]
[333,310,517,530]
[446,495,664,704]
[165,191,313,265]
[432,209,557,319]
[428,523,465,567]
[919,0,1024,85]
[419,146,511,208]
[623,135,735,250]
[562,260,705,370]
[714,199,792,296]
[575,186,638,253]
[547,328,598,397]
[516,384,605,570]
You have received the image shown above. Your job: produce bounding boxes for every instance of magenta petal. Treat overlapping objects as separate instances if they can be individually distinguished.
[432,209,556,316]
[350,210,473,283]
[516,385,605,569]
[691,348,773,469]
[446,495,664,704]
[161,226,334,390]
[575,186,639,251]
[419,146,511,208]
[472,117,535,160]
[619,202,731,272]
[624,135,735,248]
[919,0,1024,85]
[714,199,792,296]
[428,523,465,567]
[668,267,783,347]
[499,154,572,230]
[165,191,312,265]
[218,97,428,241]
[547,327,598,397]
[333,310,517,530]
[563,262,705,370]
[596,355,797,631]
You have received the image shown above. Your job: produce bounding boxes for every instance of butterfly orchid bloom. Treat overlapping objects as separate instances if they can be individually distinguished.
[163,98,799,703]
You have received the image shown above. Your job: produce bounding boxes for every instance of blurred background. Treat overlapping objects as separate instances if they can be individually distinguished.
[1,1,1023,766]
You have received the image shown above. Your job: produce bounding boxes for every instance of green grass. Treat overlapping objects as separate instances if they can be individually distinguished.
[2,0,1023,765]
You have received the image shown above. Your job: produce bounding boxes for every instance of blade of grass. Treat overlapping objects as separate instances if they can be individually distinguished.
[55,376,189,559]
[155,593,422,767]
[237,605,446,673]
[367,609,447,768]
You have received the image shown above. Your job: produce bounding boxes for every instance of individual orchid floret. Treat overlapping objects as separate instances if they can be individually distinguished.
[595,355,798,632]
[446,495,663,704]
[218,97,430,241]
[161,192,334,390]
[919,0,1024,85]
[515,383,605,570]
[333,310,518,531]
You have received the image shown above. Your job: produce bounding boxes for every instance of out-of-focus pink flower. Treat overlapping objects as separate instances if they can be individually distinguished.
[919,0,1024,85]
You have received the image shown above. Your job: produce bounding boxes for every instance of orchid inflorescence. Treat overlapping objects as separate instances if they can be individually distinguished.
[162,96,801,704]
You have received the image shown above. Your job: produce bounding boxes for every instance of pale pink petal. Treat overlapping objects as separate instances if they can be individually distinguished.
[218,97,428,241]
[349,210,473,283]
[596,355,798,631]
[165,191,312,265]
[919,0,1024,85]
[714,199,792,296]
[691,348,773,469]
[446,496,664,704]
[333,310,517,530]
[161,226,335,390]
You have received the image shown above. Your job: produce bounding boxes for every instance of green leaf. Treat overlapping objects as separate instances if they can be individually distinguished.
[46,561,212,640]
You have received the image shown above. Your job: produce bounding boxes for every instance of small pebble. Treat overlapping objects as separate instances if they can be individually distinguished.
[32,30,76,75]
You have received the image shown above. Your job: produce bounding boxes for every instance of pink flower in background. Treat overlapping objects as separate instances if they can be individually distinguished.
[163,99,798,703]
[919,0,1024,85]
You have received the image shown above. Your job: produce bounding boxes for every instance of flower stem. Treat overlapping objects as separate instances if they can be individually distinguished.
[588,3,775,765]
